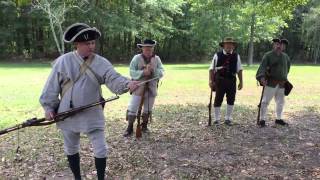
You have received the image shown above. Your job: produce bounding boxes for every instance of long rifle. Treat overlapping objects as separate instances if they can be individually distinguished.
[256,66,271,126]
[0,96,119,136]
[257,85,265,125]
[122,77,159,94]
[208,58,216,126]
[136,81,148,138]
[135,54,157,138]
[208,89,213,126]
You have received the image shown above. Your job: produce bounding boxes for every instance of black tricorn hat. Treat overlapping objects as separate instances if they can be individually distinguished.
[63,23,101,43]
[219,37,237,47]
[137,39,157,48]
[281,38,289,45]
[272,38,281,43]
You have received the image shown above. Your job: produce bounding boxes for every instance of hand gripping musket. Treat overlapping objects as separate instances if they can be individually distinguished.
[134,77,159,138]
[123,77,159,93]
[0,96,120,136]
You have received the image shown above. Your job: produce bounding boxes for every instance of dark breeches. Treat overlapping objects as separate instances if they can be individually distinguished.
[214,77,236,107]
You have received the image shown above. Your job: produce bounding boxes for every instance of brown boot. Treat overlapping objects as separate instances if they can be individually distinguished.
[123,115,136,137]
[141,112,150,133]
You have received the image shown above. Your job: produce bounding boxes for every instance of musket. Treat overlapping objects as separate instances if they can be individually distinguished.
[137,77,159,86]
[208,58,216,126]
[121,77,160,94]
[135,79,151,138]
[134,76,159,138]
[256,66,271,126]
[208,89,213,126]
[0,96,119,136]
[257,85,265,125]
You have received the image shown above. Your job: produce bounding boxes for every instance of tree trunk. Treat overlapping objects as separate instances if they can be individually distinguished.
[247,13,256,66]
[48,8,62,55]
[127,31,132,57]
[58,22,64,54]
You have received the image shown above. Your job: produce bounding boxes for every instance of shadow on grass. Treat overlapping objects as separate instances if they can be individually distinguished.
[105,103,320,179]
[168,64,210,71]
[0,103,319,179]
[168,64,260,71]
[0,62,318,70]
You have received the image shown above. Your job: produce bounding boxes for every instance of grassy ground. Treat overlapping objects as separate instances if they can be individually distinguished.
[0,62,319,179]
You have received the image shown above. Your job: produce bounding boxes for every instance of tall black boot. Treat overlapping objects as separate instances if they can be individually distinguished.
[123,115,136,137]
[67,153,81,180]
[141,112,150,132]
[95,157,106,180]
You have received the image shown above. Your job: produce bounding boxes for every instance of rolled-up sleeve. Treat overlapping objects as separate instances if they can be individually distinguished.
[154,57,164,78]
[130,56,144,80]
[103,65,130,94]
[209,54,218,70]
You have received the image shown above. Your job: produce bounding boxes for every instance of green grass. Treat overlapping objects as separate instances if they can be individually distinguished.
[0,62,319,129]
[0,62,320,179]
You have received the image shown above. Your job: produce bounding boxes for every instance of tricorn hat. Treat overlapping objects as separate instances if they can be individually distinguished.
[281,38,289,45]
[63,23,101,43]
[272,38,281,43]
[137,39,157,48]
[219,37,237,47]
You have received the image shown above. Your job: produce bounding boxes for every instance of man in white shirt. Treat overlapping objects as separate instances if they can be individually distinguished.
[40,23,138,180]
[209,37,243,126]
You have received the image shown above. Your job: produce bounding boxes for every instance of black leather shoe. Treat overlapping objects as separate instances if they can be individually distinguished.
[224,120,232,126]
[258,120,266,127]
[275,119,288,126]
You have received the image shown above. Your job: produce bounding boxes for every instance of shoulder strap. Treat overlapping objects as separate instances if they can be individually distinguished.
[73,52,103,95]
[60,52,100,98]
[61,57,92,97]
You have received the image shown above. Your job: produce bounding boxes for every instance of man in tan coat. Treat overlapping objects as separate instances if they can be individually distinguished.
[124,39,165,137]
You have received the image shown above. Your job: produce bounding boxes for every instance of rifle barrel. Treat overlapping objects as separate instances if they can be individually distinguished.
[55,96,119,119]
[0,95,120,136]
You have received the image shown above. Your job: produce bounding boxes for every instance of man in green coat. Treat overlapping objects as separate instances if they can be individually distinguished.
[256,38,291,127]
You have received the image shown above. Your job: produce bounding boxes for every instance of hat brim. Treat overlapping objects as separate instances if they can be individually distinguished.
[272,39,281,43]
[64,27,101,43]
[281,40,289,45]
[219,41,237,47]
[137,44,156,48]
[63,23,90,43]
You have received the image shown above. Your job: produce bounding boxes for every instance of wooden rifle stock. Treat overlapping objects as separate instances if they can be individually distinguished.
[136,82,148,138]
[208,59,217,126]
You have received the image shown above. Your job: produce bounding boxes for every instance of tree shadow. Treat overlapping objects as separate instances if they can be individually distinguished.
[1,103,319,179]
[106,103,320,179]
